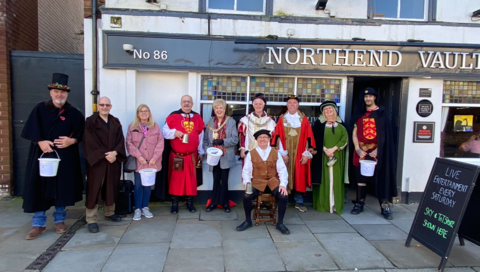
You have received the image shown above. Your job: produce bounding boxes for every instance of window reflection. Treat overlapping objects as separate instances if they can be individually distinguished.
[442,107,480,158]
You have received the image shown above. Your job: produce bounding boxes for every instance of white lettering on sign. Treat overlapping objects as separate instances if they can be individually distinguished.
[418,51,480,70]
[133,49,168,61]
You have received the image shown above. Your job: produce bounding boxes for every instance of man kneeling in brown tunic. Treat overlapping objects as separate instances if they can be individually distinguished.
[83,97,127,233]
[236,129,290,234]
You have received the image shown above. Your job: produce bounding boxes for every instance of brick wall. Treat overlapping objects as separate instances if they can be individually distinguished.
[39,0,84,53]
[0,0,39,198]
[84,0,105,18]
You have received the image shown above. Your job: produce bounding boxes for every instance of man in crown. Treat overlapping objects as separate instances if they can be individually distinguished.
[350,87,397,219]
[238,93,276,159]
[272,95,315,212]
[21,73,85,240]
[162,95,205,214]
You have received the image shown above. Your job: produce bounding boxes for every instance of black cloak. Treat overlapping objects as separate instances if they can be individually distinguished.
[349,104,398,201]
[21,100,85,213]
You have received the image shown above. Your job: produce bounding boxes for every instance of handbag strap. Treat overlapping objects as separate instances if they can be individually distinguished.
[137,135,145,150]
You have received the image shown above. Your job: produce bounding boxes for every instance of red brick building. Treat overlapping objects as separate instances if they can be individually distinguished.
[0,0,83,198]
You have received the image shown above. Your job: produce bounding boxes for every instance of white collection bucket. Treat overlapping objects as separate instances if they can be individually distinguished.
[359,160,377,177]
[38,150,61,177]
[139,168,157,186]
[206,147,223,166]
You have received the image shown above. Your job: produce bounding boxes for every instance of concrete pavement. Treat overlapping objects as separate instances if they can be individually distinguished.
[0,195,480,272]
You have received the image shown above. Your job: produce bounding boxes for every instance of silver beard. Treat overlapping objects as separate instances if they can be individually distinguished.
[54,99,66,105]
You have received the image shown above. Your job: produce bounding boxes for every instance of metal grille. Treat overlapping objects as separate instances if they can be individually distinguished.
[201,75,247,101]
[443,81,480,103]
[297,78,342,103]
[249,76,295,102]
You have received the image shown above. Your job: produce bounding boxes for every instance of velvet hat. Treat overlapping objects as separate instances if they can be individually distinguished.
[47,73,71,92]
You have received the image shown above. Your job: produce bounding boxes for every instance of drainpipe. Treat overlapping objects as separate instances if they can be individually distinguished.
[90,0,99,113]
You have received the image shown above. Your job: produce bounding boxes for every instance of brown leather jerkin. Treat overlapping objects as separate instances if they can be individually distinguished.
[250,148,280,192]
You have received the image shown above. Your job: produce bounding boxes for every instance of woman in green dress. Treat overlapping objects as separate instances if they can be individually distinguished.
[311,101,348,214]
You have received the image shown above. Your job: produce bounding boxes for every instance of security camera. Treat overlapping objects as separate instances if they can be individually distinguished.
[123,44,134,53]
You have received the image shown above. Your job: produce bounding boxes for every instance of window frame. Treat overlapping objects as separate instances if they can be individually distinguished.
[198,73,347,120]
[206,0,267,15]
[368,0,433,21]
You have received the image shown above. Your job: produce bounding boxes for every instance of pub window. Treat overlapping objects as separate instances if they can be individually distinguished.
[441,81,480,158]
[373,0,428,20]
[207,0,265,14]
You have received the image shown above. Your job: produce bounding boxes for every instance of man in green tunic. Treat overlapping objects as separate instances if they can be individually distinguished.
[311,101,348,214]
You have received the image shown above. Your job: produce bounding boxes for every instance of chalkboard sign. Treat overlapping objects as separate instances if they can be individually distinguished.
[406,158,479,271]
[458,169,480,247]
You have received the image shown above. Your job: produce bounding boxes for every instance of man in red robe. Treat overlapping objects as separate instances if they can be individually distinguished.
[162,95,205,214]
[272,95,316,212]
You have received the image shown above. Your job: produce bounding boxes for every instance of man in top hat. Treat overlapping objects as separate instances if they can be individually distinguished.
[238,93,276,159]
[350,87,397,219]
[272,95,315,212]
[162,95,205,214]
[21,73,85,240]
[236,129,290,234]
[83,96,127,233]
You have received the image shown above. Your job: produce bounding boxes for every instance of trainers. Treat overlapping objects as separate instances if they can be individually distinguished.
[133,209,141,221]
[142,207,153,218]
[295,203,307,212]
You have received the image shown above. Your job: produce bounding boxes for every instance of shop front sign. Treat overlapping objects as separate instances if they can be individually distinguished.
[414,121,435,143]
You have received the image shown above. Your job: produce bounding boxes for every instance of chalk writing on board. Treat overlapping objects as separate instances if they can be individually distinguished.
[430,167,470,208]
[422,207,455,238]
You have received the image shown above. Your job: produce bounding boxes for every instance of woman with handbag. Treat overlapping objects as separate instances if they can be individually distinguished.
[203,99,238,213]
[126,104,164,220]
[311,101,348,214]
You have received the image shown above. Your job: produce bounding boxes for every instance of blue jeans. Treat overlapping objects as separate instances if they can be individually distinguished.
[134,172,152,209]
[32,206,66,227]
[294,193,304,204]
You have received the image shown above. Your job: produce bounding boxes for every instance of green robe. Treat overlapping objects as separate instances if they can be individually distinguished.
[312,124,348,214]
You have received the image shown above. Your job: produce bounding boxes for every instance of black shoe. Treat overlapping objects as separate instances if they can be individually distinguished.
[206,204,216,212]
[105,214,122,222]
[224,205,231,213]
[351,200,364,215]
[381,207,393,220]
[236,221,252,231]
[276,223,290,235]
[117,214,127,218]
[186,197,197,213]
[171,197,179,214]
[88,223,99,233]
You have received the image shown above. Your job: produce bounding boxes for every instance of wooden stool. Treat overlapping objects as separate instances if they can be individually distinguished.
[252,192,277,226]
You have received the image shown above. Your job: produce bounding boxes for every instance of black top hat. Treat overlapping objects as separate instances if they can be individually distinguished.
[363,87,377,97]
[47,73,70,92]
[285,95,300,103]
[253,129,272,139]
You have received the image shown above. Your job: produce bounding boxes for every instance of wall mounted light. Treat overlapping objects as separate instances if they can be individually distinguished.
[407,39,424,43]
[352,37,366,41]
[473,9,480,17]
[315,0,328,10]
[287,29,295,37]
[123,44,134,53]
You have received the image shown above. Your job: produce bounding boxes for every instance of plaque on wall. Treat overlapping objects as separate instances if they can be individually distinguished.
[417,99,434,117]
[419,88,432,98]
[414,122,435,143]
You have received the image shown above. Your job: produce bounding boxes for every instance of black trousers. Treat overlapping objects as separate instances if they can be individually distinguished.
[210,165,230,206]
[243,186,288,225]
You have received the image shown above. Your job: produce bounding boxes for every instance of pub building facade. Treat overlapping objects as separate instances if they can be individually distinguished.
[84,0,480,203]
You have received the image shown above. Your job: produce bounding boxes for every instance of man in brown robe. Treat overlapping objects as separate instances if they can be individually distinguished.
[83,97,127,233]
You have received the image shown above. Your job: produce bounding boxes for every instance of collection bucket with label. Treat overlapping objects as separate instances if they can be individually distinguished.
[359,159,377,177]
[206,147,223,166]
[38,150,61,177]
[139,168,157,186]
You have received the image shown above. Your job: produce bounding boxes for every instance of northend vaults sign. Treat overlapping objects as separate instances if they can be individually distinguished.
[265,47,480,70]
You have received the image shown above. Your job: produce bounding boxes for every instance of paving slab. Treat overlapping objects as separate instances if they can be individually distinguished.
[170,220,221,249]
[275,241,338,271]
[63,223,128,250]
[0,252,40,272]
[42,247,113,272]
[0,208,33,228]
[102,243,169,272]
[352,224,408,241]
[120,220,175,244]
[163,247,224,272]
[385,268,475,272]
[221,220,270,240]
[340,206,392,225]
[370,240,452,269]
[200,207,238,221]
[472,267,480,272]
[449,240,480,267]
[223,237,285,272]
[366,202,415,214]
[268,224,317,243]
[305,220,356,234]
[400,203,419,213]
[336,270,386,272]
[296,209,343,220]
[177,208,200,219]
[315,233,394,269]
[389,212,416,233]
[281,207,306,225]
